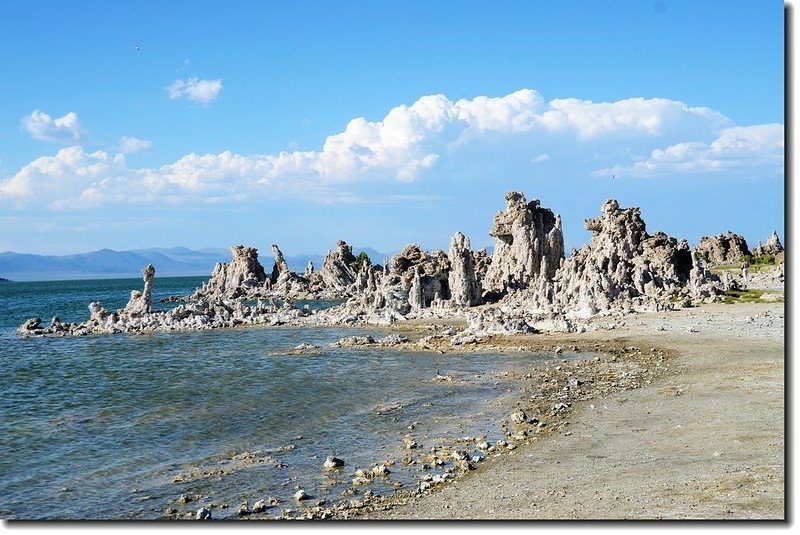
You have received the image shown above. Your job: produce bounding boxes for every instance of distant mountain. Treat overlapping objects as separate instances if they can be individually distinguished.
[0,247,231,281]
[0,245,391,282]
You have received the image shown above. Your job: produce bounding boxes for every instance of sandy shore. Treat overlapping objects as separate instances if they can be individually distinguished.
[367,301,785,520]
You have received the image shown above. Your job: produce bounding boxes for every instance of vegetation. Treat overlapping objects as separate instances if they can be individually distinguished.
[722,288,783,304]
[355,251,372,270]
[711,254,777,276]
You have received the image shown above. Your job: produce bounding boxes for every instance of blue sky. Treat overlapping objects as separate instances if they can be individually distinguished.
[0,0,786,258]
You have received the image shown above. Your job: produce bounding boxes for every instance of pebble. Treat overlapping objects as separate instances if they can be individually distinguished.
[294,489,310,501]
[195,507,212,520]
[252,499,267,513]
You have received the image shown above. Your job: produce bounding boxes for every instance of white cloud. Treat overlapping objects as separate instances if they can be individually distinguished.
[0,147,131,206]
[118,135,153,154]
[0,90,784,211]
[592,124,784,178]
[167,77,223,104]
[21,110,84,142]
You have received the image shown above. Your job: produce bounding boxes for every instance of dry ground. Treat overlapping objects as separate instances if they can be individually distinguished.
[368,301,785,520]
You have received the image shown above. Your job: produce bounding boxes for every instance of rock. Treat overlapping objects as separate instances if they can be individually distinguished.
[510,409,528,424]
[122,264,156,317]
[751,231,783,257]
[376,334,409,346]
[293,489,310,501]
[19,317,42,331]
[448,231,482,307]
[178,494,192,504]
[323,456,345,469]
[371,464,390,477]
[408,267,425,311]
[535,199,704,318]
[194,245,268,299]
[482,191,564,299]
[251,499,268,513]
[237,501,250,516]
[319,240,358,292]
[695,232,750,265]
[330,335,375,347]
[195,507,212,520]
[451,450,470,461]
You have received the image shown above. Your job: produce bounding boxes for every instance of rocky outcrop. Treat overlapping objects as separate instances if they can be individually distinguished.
[270,244,291,284]
[19,190,758,339]
[193,246,268,299]
[546,200,701,317]
[448,232,481,307]
[497,199,720,322]
[319,240,358,293]
[122,264,156,317]
[695,232,750,265]
[390,244,451,306]
[270,244,310,296]
[482,191,564,300]
[751,231,783,257]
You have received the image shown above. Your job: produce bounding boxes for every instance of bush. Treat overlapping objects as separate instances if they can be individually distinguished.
[741,254,775,266]
[355,251,372,270]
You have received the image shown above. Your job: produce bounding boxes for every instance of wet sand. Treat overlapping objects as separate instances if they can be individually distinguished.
[367,301,785,520]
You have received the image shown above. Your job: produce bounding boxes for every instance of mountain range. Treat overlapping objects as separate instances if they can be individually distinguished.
[0,246,390,282]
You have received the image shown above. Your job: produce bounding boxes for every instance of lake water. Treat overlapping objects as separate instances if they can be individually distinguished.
[0,276,563,519]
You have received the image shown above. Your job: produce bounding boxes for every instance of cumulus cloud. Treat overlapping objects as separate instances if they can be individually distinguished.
[118,135,153,154]
[592,124,784,178]
[21,110,84,142]
[0,89,783,210]
[0,147,130,206]
[167,77,223,104]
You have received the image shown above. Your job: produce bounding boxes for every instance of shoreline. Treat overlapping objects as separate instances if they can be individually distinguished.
[362,301,785,520]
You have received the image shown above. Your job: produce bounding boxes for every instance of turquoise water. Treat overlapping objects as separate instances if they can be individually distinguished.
[0,277,558,519]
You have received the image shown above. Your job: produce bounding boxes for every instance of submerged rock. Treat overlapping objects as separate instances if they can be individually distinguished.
[323,456,345,469]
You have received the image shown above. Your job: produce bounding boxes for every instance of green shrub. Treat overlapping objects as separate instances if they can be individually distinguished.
[740,254,775,267]
[355,251,372,270]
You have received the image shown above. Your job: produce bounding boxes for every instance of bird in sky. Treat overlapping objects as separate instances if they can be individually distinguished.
[135,44,140,51]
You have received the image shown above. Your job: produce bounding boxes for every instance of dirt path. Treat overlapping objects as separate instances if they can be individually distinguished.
[369,302,785,520]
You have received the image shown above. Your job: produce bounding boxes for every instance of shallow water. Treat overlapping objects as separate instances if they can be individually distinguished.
[0,277,566,519]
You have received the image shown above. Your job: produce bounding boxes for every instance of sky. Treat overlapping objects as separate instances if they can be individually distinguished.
[0,0,786,258]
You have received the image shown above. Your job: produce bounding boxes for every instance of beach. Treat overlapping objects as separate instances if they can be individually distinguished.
[368,301,785,520]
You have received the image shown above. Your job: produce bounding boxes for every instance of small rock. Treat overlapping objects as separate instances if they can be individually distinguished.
[196,507,212,520]
[510,409,528,424]
[323,456,345,469]
[178,494,192,504]
[294,489,310,501]
[451,450,469,461]
[372,464,390,477]
[237,501,250,516]
[252,499,267,513]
